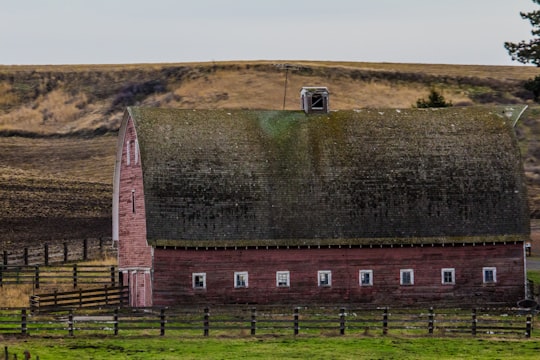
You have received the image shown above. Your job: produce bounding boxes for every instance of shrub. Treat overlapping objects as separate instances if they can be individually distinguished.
[415,89,453,108]
[110,80,166,111]
[523,76,540,102]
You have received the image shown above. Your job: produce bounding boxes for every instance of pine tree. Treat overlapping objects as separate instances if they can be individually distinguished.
[504,0,540,66]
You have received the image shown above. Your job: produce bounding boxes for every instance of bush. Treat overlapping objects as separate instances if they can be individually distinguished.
[415,89,453,108]
[523,76,540,102]
[110,80,166,111]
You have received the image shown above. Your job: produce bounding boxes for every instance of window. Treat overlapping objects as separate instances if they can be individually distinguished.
[400,269,414,285]
[134,139,139,165]
[318,270,332,287]
[441,268,455,285]
[192,273,206,289]
[276,271,290,287]
[131,190,136,214]
[234,272,248,288]
[126,140,131,166]
[359,270,373,286]
[311,93,324,109]
[483,267,497,284]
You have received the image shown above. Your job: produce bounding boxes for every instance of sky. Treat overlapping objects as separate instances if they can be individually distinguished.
[0,0,538,66]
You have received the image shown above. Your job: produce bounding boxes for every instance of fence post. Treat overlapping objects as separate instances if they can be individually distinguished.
[53,290,58,307]
[160,308,166,336]
[340,308,346,335]
[79,288,83,307]
[111,266,116,287]
[83,239,88,261]
[471,308,477,336]
[73,264,78,288]
[382,307,388,335]
[114,308,119,335]
[68,311,74,336]
[104,285,109,305]
[428,307,434,334]
[44,244,49,266]
[34,266,40,289]
[21,309,27,335]
[63,242,68,263]
[294,307,299,335]
[3,250,7,266]
[204,307,210,337]
[23,248,29,266]
[526,314,532,338]
[251,308,257,336]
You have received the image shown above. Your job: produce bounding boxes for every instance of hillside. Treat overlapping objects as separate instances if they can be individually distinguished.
[0,61,539,245]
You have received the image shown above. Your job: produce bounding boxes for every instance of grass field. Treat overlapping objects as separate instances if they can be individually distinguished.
[2,335,540,359]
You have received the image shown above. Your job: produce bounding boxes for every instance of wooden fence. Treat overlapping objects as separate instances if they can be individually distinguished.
[29,286,128,313]
[0,306,534,338]
[1,237,116,267]
[0,264,120,289]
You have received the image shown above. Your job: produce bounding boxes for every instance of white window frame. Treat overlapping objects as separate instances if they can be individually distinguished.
[126,140,131,166]
[276,271,290,287]
[134,139,140,165]
[359,270,373,286]
[441,268,455,285]
[400,269,414,285]
[234,271,248,288]
[483,267,497,284]
[192,272,206,289]
[318,270,332,287]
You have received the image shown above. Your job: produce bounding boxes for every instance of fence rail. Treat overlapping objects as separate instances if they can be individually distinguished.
[29,286,128,313]
[0,264,120,289]
[0,306,534,338]
[1,237,116,267]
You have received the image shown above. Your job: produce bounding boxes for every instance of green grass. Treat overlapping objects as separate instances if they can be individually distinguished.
[528,267,540,285]
[2,335,540,359]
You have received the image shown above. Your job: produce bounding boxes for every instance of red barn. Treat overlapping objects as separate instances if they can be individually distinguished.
[113,105,529,307]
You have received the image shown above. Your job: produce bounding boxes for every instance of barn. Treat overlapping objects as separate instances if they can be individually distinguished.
[113,100,530,308]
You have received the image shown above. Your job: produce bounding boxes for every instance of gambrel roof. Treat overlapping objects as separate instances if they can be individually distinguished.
[123,106,529,247]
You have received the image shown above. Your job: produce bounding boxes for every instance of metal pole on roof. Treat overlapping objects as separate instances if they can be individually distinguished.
[283,67,289,110]
[275,63,300,110]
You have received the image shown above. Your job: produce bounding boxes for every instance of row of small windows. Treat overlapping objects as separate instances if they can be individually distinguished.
[126,140,139,166]
[192,267,497,289]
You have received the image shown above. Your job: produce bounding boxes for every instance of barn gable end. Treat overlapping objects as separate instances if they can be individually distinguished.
[113,114,153,306]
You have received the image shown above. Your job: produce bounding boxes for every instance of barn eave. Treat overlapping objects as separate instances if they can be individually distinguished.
[148,234,525,249]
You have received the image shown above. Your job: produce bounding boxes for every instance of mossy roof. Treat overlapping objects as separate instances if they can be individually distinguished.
[126,106,529,247]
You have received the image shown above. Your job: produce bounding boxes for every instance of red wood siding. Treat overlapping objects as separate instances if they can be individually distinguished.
[152,243,525,307]
[117,116,153,306]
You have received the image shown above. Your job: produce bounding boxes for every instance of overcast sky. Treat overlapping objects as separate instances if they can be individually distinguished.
[0,0,537,66]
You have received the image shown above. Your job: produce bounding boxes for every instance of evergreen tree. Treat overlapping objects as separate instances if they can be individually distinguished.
[415,89,452,108]
[504,0,540,66]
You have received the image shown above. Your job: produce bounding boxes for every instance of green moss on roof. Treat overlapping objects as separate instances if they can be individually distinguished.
[125,106,529,246]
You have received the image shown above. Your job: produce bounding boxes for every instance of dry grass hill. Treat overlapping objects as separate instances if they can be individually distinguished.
[0,60,539,246]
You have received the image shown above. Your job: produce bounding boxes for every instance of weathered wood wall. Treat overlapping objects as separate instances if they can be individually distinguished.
[153,243,525,307]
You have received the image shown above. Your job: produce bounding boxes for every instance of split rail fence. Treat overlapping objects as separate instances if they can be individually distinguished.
[30,286,128,313]
[0,264,120,289]
[0,306,534,338]
[1,237,115,267]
